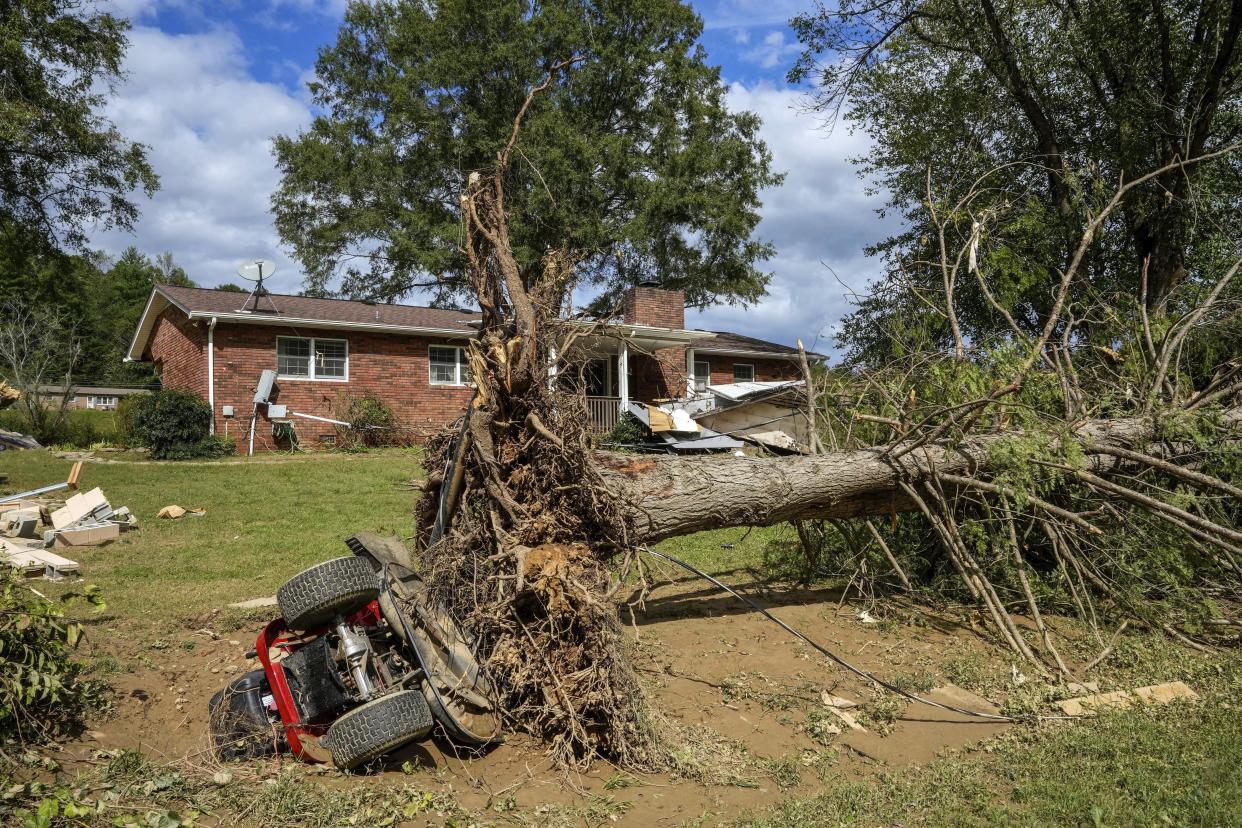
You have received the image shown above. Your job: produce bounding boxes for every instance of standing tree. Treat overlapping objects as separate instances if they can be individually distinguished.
[272,0,780,309]
[0,298,82,442]
[790,0,1242,361]
[0,0,158,252]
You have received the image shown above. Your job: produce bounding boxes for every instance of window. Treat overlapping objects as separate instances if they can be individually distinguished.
[87,395,118,410]
[277,336,348,381]
[693,359,711,392]
[429,345,472,386]
[584,359,612,397]
[733,363,755,382]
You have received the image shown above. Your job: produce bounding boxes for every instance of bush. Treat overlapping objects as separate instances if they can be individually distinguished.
[604,412,647,447]
[0,407,117,449]
[0,569,108,742]
[333,392,405,449]
[126,389,234,460]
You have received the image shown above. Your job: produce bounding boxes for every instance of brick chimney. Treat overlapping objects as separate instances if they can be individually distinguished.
[621,282,685,329]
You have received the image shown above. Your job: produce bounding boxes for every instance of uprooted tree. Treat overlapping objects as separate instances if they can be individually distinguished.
[408,63,1239,769]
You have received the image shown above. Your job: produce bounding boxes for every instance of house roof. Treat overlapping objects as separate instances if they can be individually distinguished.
[127,285,485,361]
[161,285,483,331]
[691,331,826,361]
[127,285,821,363]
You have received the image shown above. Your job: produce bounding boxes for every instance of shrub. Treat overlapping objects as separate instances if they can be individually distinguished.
[0,569,108,742]
[0,407,116,449]
[333,392,405,449]
[126,389,234,460]
[604,412,647,447]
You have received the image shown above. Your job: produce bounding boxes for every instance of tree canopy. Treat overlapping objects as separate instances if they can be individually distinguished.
[272,0,781,311]
[0,0,158,252]
[791,0,1242,363]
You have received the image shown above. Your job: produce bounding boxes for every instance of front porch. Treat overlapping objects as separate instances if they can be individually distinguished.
[564,326,709,434]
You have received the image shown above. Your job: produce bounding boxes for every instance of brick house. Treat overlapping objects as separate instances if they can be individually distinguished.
[126,283,822,452]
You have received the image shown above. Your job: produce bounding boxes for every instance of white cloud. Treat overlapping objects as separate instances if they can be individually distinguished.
[91,23,892,362]
[742,29,801,70]
[686,83,897,358]
[695,0,809,30]
[93,25,313,291]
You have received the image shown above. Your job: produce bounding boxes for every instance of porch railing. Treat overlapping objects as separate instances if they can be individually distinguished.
[586,396,621,434]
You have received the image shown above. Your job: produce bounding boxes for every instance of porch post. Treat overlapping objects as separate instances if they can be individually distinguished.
[618,341,630,413]
[686,347,696,397]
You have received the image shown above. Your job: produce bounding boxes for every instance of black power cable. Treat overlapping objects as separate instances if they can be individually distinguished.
[641,547,1077,723]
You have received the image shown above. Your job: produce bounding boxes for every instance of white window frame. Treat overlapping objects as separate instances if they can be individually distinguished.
[732,363,755,383]
[276,335,349,382]
[429,344,472,387]
[693,358,711,392]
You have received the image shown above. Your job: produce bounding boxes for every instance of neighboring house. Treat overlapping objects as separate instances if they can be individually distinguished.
[36,386,151,411]
[126,283,823,452]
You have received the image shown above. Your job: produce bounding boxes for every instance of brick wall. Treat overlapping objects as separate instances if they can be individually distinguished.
[693,354,801,386]
[622,285,685,329]
[147,309,475,452]
[149,309,208,398]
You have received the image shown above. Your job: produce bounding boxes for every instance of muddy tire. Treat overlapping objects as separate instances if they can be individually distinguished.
[277,556,379,630]
[322,690,433,770]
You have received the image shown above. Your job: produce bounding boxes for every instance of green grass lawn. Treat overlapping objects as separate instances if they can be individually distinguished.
[2,448,424,622]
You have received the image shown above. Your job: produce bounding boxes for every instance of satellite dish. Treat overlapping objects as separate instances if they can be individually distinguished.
[237,259,278,282]
[235,259,278,313]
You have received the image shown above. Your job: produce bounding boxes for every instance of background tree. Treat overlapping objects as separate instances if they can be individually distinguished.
[0,298,83,442]
[0,0,158,253]
[272,0,781,310]
[790,0,1242,362]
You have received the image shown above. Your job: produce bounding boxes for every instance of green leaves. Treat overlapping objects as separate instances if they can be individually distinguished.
[273,0,780,309]
[0,569,109,742]
[0,1,158,252]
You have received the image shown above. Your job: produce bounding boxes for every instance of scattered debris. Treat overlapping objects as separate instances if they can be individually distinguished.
[623,401,745,452]
[1056,681,1199,716]
[51,487,110,530]
[929,684,1001,715]
[856,609,879,624]
[0,477,134,577]
[158,504,205,519]
[52,522,121,547]
[0,429,42,451]
[0,461,84,505]
[825,704,866,732]
[821,692,859,709]
[227,595,278,609]
[0,539,80,580]
[0,380,19,409]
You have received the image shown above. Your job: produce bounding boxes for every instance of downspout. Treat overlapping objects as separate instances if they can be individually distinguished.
[207,317,217,435]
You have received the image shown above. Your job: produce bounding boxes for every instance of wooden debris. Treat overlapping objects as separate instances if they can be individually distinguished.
[1056,681,1199,716]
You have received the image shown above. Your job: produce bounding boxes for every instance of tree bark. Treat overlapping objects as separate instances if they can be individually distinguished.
[601,409,1241,545]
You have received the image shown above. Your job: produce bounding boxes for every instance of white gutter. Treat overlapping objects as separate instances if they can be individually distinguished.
[692,347,820,360]
[206,317,217,434]
[181,310,477,339]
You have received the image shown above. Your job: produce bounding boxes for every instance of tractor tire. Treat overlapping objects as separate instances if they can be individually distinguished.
[322,690,433,770]
[277,556,379,630]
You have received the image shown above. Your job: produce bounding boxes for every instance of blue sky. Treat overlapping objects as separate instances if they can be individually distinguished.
[98,1,893,356]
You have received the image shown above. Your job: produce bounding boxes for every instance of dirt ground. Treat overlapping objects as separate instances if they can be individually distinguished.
[50,569,1016,825]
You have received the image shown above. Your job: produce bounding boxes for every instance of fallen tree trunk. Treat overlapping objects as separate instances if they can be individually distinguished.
[602,409,1241,544]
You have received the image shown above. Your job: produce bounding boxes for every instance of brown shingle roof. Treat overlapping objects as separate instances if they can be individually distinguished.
[158,285,482,332]
[691,330,825,360]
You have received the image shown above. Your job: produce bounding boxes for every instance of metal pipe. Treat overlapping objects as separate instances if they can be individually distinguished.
[207,317,217,435]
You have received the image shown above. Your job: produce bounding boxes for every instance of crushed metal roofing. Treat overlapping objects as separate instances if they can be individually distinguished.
[702,380,804,402]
